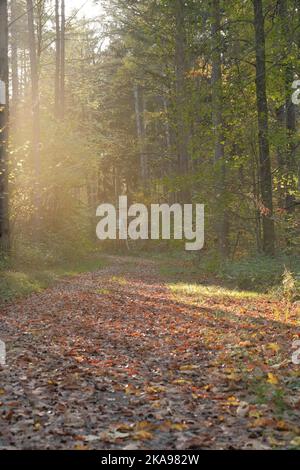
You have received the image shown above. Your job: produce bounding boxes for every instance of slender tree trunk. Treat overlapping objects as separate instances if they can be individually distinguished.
[134,84,148,182]
[163,96,171,151]
[27,0,40,180]
[297,0,300,192]
[275,105,285,207]
[10,0,19,111]
[0,0,9,251]
[253,0,275,255]
[278,0,297,211]
[60,0,65,119]
[211,0,229,258]
[174,0,190,202]
[163,94,172,184]
[36,0,44,62]
[55,0,61,117]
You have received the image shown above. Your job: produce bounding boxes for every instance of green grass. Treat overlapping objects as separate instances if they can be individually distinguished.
[0,254,107,304]
[168,282,262,302]
[220,256,300,291]
[150,251,300,294]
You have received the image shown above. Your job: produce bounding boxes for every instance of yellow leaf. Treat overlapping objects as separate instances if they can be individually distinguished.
[146,385,165,394]
[267,436,285,447]
[172,379,191,385]
[267,373,279,385]
[151,401,161,409]
[249,409,262,419]
[267,343,281,353]
[133,431,153,441]
[169,423,188,431]
[160,421,188,431]
[226,372,241,382]
[291,437,300,447]
[74,444,89,450]
[203,384,213,391]
[226,396,240,406]
[135,421,154,431]
[115,424,132,433]
[179,365,198,371]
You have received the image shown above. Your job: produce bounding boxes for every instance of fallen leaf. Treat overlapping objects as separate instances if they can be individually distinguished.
[267,373,279,385]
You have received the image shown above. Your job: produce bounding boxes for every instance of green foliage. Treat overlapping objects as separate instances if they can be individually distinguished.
[155,250,300,294]
[282,268,300,302]
[3,0,300,280]
[221,257,300,292]
[0,251,106,304]
[0,254,10,271]
[0,270,50,303]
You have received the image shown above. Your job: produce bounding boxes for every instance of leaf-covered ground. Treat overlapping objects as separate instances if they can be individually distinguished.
[0,256,300,450]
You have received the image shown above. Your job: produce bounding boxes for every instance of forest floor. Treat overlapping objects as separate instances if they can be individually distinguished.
[1,255,300,450]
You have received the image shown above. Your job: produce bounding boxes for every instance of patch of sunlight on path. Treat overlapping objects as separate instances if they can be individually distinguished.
[168,282,264,303]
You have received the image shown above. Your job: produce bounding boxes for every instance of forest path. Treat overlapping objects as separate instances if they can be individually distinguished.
[0,255,299,450]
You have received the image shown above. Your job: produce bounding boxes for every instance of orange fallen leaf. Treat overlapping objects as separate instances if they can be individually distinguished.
[225,396,240,406]
[133,431,153,441]
[250,418,275,428]
[276,420,289,431]
[160,421,188,431]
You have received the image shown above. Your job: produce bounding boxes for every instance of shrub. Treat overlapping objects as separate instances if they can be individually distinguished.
[282,268,300,302]
[220,257,300,292]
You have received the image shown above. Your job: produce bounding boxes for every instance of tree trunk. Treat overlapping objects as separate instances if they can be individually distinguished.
[36,0,44,61]
[60,0,65,119]
[297,0,300,192]
[26,0,41,224]
[134,84,148,182]
[10,0,19,111]
[211,0,229,258]
[278,0,297,211]
[163,96,171,151]
[174,0,190,202]
[0,0,9,251]
[55,0,61,117]
[275,105,285,207]
[253,0,275,255]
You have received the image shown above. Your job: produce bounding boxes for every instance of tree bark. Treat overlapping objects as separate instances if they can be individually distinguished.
[253,0,275,255]
[60,0,65,119]
[174,0,190,202]
[134,84,148,183]
[0,0,9,251]
[10,0,19,111]
[211,0,229,258]
[36,0,44,61]
[278,0,297,211]
[55,0,61,117]
[26,0,40,182]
